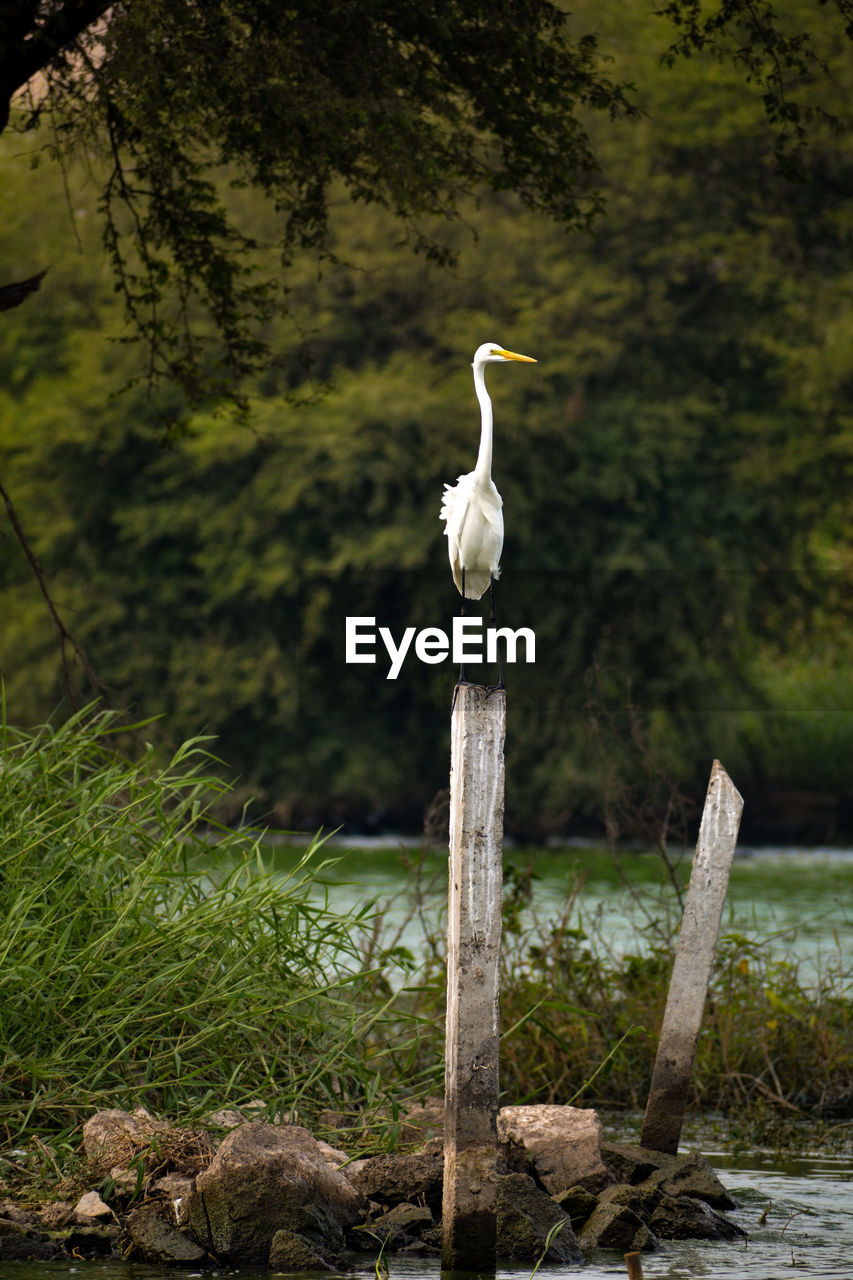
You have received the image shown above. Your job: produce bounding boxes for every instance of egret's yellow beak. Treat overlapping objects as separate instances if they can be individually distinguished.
[496,348,537,363]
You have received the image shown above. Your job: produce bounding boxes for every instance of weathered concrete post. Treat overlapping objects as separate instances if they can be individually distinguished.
[641,759,743,1155]
[442,683,505,1272]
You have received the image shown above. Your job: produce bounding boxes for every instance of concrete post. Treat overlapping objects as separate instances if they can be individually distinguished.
[641,759,743,1155]
[442,684,505,1271]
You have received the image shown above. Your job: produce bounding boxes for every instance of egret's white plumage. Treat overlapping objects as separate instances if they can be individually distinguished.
[440,342,536,599]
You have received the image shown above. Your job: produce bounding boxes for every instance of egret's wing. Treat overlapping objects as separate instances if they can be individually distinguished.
[440,473,502,599]
[440,472,474,543]
[440,474,473,595]
[476,485,503,534]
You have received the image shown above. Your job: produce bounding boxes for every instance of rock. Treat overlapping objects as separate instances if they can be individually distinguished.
[0,1218,60,1259]
[496,1172,584,1264]
[601,1142,663,1185]
[498,1105,610,1194]
[0,1202,36,1224]
[575,1188,659,1254]
[149,1171,195,1203]
[601,1144,736,1210]
[316,1140,350,1169]
[649,1193,747,1241]
[74,1191,113,1223]
[187,1122,362,1265]
[555,1185,601,1229]
[107,1166,142,1197]
[208,1109,246,1130]
[0,1216,60,1261]
[368,1202,435,1248]
[350,1150,444,1214]
[126,1205,207,1264]
[574,1178,744,1252]
[268,1228,338,1271]
[643,1151,738,1210]
[50,1224,121,1257]
[604,1184,665,1218]
[83,1108,214,1186]
[82,1108,170,1176]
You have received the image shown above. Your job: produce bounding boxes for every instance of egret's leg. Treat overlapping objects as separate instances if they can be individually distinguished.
[489,573,505,691]
[457,567,467,686]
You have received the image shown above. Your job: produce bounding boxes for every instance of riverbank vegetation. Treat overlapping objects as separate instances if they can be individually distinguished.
[1,0,852,841]
[0,710,429,1147]
[2,713,849,1166]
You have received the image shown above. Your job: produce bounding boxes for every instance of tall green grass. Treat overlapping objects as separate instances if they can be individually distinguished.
[0,707,430,1144]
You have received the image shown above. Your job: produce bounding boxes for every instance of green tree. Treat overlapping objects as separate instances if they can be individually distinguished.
[1,1,852,403]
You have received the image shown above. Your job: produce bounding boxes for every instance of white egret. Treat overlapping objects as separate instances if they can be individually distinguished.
[440,342,536,606]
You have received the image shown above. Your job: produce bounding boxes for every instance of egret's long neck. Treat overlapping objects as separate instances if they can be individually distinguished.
[473,361,493,482]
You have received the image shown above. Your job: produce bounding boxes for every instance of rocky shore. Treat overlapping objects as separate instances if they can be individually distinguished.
[0,1103,746,1268]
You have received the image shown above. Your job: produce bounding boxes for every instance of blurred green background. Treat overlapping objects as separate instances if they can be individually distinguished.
[1,1,851,841]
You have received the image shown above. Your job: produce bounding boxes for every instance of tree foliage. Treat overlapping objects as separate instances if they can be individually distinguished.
[4,0,639,404]
[2,1,853,402]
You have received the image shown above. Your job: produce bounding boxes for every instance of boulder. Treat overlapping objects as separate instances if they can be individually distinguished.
[601,1142,663,1185]
[126,1205,207,1264]
[82,1107,214,1189]
[555,1184,599,1229]
[498,1105,610,1194]
[368,1202,435,1247]
[0,1216,60,1261]
[496,1172,584,1264]
[268,1228,339,1271]
[82,1108,170,1177]
[74,1191,113,1223]
[577,1197,658,1253]
[649,1193,747,1241]
[643,1152,738,1210]
[601,1144,736,1210]
[349,1149,444,1214]
[186,1122,362,1265]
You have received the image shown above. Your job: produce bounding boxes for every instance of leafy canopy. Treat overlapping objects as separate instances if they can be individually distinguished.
[3,1,853,403]
[5,0,637,403]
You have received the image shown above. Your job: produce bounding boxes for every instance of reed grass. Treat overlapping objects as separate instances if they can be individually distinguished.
[2,705,848,1160]
[0,705,432,1145]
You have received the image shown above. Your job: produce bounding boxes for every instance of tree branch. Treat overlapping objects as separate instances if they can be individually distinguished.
[0,479,104,708]
[0,268,49,312]
[0,0,112,132]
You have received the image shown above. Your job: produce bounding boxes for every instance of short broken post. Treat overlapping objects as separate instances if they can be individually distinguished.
[442,684,505,1272]
[624,1250,644,1280]
[641,759,744,1155]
